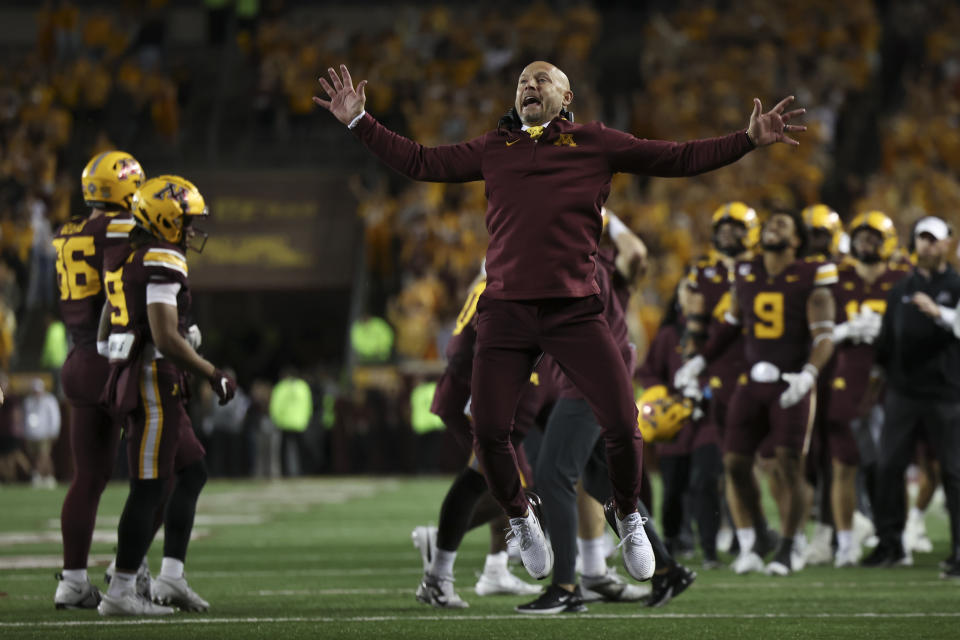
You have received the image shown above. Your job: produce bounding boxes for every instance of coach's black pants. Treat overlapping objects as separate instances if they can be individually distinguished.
[874,389,960,558]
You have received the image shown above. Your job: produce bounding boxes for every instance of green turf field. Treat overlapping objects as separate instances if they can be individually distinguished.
[0,476,957,639]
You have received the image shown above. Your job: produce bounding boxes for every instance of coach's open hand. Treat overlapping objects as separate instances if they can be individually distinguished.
[313,64,367,125]
[746,96,806,147]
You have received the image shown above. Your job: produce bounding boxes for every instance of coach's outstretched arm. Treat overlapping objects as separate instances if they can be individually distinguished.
[313,64,483,183]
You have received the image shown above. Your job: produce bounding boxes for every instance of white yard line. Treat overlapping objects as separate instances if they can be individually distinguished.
[1,612,960,628]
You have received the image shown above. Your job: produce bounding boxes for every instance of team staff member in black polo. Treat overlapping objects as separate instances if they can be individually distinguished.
[864,216,960,579]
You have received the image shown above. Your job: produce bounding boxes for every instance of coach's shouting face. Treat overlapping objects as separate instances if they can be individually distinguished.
[514,61,573,126]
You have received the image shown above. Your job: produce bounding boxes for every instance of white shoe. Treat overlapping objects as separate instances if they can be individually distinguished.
[98,591,174,616]
[105,557,152,599]
[152,575,209,612]
[411,525,438,573]
[904,512,933,553]
[615,511,655,581]
[731,551,765,575]
[716,526,734,554]
[416,572,469,608]
[765,559,791,577]
[474,566,541,596]
[54,575,101,609]
[580,567,650,602]
[803,524,832,566]
[508,496,553,580]
[834,545,861,568]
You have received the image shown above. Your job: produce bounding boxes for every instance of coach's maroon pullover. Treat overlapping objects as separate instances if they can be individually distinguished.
[352,113,754,300]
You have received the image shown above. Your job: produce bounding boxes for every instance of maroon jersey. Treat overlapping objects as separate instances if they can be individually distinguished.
[828,259,909,422]
[734,255,838,373]
[352,113,753,301]
[102,241,191,413]
[53,213,134,346]
[686,254,746,402]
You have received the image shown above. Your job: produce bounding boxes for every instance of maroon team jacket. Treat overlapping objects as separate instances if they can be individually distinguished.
[352,112,754,300]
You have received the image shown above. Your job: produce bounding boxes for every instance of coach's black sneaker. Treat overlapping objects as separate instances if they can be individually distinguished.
[516,584,586,614]
[645,563,696,607]
[939,553,957,571]
[861,540,909,568]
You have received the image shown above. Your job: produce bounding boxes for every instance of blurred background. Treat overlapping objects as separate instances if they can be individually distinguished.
[0,0,958,484]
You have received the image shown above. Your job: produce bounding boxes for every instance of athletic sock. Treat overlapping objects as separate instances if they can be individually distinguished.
[432,549,457,579]
[160,557,184,579]
[61,568,87,583]
[836,529,853,555]
[482,551,508,574]
[106,571,136,598]
[578,536,608,577]
[736,528,756,555]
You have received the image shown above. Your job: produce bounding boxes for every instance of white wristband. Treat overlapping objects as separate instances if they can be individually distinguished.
[347,111,367,129]
[802,363,819,378]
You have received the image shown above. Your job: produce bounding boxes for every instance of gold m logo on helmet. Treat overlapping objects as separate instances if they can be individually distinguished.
[153,182,188,204]
[553,134,577,147]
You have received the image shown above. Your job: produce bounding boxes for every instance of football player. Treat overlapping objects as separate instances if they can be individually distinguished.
[676,209,838,575]
[679,202,777,564]
[97,176,236,616]
[53,151,145,609]
[827,211,908,566]
[798,203,844,566]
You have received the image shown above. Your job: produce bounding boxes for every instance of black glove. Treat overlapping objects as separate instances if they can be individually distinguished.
[208,368,237,405]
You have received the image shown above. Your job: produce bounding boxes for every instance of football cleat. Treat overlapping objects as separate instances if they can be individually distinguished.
[474,566,541,596]
[54,574,101,610]
[98,591,174,617]
[904,511,933,553]
[411,525,438,573]
[834,545,861,568]
[507,493,553,580]
[581,567,649,602]
[103,556,152,600]
[646,564,697,607]
[731,551,765,575]
[152,575,209,612]
[515,584,586,614]
[415,572,469,609]
[803,524,833,566]
[105,557,152,599]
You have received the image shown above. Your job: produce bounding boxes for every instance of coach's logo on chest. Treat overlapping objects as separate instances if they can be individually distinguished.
[786,274,800,283]
[553,134,577,147]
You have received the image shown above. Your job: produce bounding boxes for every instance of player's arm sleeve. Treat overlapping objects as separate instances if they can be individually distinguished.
[352,113,484,182]
[602,124,754,177]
